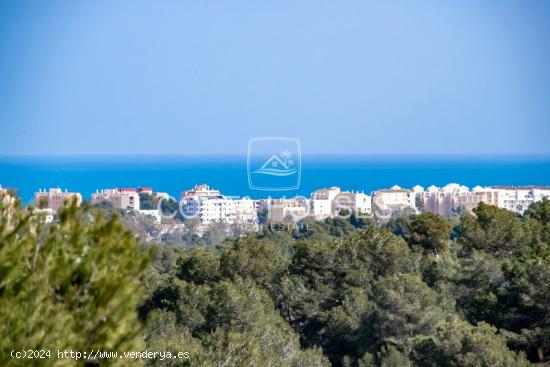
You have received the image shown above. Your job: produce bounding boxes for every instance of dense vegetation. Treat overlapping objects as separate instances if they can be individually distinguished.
[1,191,549,366]
[0,195,149,366]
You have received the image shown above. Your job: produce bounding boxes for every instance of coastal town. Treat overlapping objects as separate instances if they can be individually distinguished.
[2,182,548,243]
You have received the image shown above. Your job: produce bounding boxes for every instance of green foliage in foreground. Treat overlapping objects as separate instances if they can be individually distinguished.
[0,197,149,366]
[1,192,549,366]
[141,200,549,366]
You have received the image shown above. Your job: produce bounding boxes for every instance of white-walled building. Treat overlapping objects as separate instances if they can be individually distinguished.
[180,184,256,225]
[415,183,550,216]
[459,186,500,212]
[180,184,221,200]
[421,183,468,216]
[420,184,498,216]
[269,198,309,222]
[34,188,82,212]
[92,188,140,210]
[234,198,258,223]
[372,186,416,213]
[182,195,236,224]
[333,191,371,216]
[311,187,341,218]
[310,186,371,219]
[491,186,550,213]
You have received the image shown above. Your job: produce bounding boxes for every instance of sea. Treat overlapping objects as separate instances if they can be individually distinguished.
[1,155,549,203]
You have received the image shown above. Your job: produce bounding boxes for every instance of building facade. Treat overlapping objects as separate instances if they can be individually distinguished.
[372,186,416,214]
[34,188,83,212]
[234,198,258,223]
[268,198,309,222]
[333,191,371,217]
[310,187,371,219]
[417,184,500,217]
[92,188,140,210]
[491,186,550,213]
[180,184,257,225]
[311,187,341,218]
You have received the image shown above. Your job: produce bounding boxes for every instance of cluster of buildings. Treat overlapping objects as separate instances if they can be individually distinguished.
[1,182,548,227]
[31,187,168,223]
[373,184,550,217]
[260,186,372,222]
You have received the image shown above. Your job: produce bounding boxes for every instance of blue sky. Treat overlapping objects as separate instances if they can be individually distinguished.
[1,0,549,155]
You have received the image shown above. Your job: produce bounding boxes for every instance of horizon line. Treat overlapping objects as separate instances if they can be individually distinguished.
[2,153,550,159]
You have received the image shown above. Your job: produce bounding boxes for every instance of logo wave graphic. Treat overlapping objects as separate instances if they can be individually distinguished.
[253,168,297,176]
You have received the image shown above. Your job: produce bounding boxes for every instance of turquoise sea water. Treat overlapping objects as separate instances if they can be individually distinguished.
[1,155,549,203]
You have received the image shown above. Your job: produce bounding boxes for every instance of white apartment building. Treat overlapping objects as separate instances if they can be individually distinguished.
[269,198,309,222]
[333,191,371,216]
[183,196,237,224]
[180,184,256,225]
[92,188,140,210]
[420,184,498,216]
[458,186,499,212]
[34,188,83,212]
[310,186,371,219]
[421,183,468,216]
[416,183,550,216]
[311,187,341,218]
[491,186,550,213]
[372,185,416,213]
[234,198,258,223]
[180,184,221,200]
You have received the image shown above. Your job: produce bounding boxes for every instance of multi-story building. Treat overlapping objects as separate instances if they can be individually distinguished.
[491,186,550,213]
[310,187,371,219]
[458,186,499,212]
[333,191,371,216]
[418,184,499,216]
[180,184,255,225]
[34,188,82,212]
[234,198,258,223]
[92,188,140,210]
[269,198,309,222]
[415,183,550,216]
[311,187,341,218]
[183,196,236,224]
[421,183,468,216]
[180,184,221,200]
[372,186,416,214]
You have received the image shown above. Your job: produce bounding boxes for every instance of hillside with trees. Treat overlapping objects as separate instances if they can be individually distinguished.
[1,191,549,366]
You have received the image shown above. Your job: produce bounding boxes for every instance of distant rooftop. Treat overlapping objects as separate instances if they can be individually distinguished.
[490,185,550,190]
